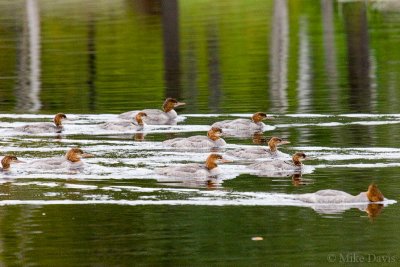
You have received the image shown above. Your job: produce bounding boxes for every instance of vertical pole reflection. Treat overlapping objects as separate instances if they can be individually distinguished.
[207,24,221,113]
[269,0,289,113]
[321,0,339,104]
[161,0,181,99]
[343,2,371,112]
[87,14,96,111]
[15,0,41,112]
[297,17,311,113]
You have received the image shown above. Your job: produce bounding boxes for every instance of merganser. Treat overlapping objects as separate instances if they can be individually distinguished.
[162,127,226,148]
[118,98,186,125]
[17,113,67,134]
[1,155,24,172]
[294,184,384,204]
[228,137,289,159]
[156,154,230,178]
[250,152,308,172]
[100,112,147,131]
[211,112,273,132]
[28,148,93,171]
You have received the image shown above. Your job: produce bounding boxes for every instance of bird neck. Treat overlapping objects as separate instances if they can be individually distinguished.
[205,159,218,170]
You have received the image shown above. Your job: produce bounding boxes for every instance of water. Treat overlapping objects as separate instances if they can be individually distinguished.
[1,0,400,265]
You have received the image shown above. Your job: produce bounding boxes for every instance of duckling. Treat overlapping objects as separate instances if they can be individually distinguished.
[294,183,385,204]
[16,113,67,134]
[119,98,186,125]
[228,137,289,159]
[100,112,147,131]
[163,127,226,148]
[155,154,230,178]
[1,155,24,172]
[250,152,308,172]
[211,112,273,132]
[28,148,93,171]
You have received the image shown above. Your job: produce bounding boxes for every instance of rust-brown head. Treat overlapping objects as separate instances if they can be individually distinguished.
[162,98,186,112]
[207,127,223,141]
[135,112,147,126]
[1,155,24,170]
[65,148,93,163]
[205,154,231,170]
[292,152,307,166]
[267,137,290,152]
[54,113,67,127]
[251,112,272,123]
[366,183,384,202]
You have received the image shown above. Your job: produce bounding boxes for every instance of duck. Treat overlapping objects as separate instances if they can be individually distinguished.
[211,112,273,132]
[294,183,385,204]
[162,127,226,148]
[16,113,67,134]
[228,137,290,159]
[118,98,186,125]
[1,155,25,172]
[28,148,93,171]
[100,112,147,131]
[250,152,308,172]
[156,154,230,178]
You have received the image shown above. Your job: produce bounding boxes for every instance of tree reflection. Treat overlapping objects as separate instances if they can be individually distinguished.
[161,0,181,99]
[343,2,372,113]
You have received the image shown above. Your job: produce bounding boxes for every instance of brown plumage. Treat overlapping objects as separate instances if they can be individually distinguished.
[366,183,384,202]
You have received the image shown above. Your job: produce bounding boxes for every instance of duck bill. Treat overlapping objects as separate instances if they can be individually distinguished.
[174,102,186,108]
[280,141,290,145]
[265,115,274,120]
[220,159,232,163]
[82,153,94,158]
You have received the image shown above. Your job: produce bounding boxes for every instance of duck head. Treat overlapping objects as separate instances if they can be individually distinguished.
[366,183,384,202]
[135,112,147,126]
[292,152,308,166]
[267,137,290,152]
[207,127,223,141]
[1,155,24,171]
[65,148,93,163]
[162,98,186,112]
[205,154,231,170]
[251,112,273,123]
[54,113,67,127]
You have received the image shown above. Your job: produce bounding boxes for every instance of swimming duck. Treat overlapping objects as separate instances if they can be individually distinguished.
[294,183,384,204]
[250,152,308,172]
[228,137,289,159]
[16,113,67,134]
[100,112,147,131]
[118,98,186,125]
[211,112,273,132]
[1,155,24,172]
[28,148,93,171]
[156,154,230,178]
[162,127,226,148]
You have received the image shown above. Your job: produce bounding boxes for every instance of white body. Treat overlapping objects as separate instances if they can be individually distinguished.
[17,123,63,134]
[212,119,265,131]
[28,156,84,171]
[228,146,288,159]
[163,136,226,148]
[156,164,220,178]
[99,120,144,131]
[250,160,301,172]
[293,190,370,204]
[119,109,178,125]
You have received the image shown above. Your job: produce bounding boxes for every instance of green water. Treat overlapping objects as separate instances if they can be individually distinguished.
[1,0,400,266]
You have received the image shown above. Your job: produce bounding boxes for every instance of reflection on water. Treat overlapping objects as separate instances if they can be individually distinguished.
[2,0,400,113]
[1,0,400,265]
